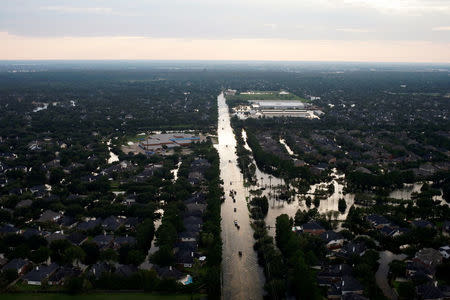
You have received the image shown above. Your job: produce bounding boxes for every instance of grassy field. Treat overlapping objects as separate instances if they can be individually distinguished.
[227,91,307,102]
[2,293,204,300]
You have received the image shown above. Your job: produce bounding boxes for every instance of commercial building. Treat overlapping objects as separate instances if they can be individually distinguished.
[139,133,201,153]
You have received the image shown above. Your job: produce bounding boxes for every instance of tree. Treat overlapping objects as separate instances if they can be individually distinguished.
[64,246,86,265]
[81,242,100,265]
[30,246,50,264]
[250,196,269,217]
[338,198,347,213]
[150,245,174,266]
[100,248,118,262]
[397,281,415,300]
[127,249,145,266]
[136,218,155,251]
[49,239,72,264]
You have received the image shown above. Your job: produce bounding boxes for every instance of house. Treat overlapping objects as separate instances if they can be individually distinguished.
[320,231,345,249]
[29,185,47,195]
[328,276,364,299]
[23,263,59,285]
[67,232,87,246]
[0,224,20,236]
[380,226,398,237]
[416,282,444,300]
[175,241,198,268]
[37,210,62,223]
[89,262,113,279]
[182,215,203,238]
[405,260,434,281]
[184,192,206,205]
[2,258,30,275]
[188,171,204,185]
[23,228,43,239]
[59,215,77,228]
[114,235,137,247]
[77,218,102,231]
[179,231,198,243]
[115,264,138,277]
[184,202,207,218]
[411,220,434,229]
[190,158,211,171]
[301,221,326,236]
[153,265,185,281]
[413,248,443,272]
[418,163,437,176]
[16,199,32,209]
[366,214,391,228]
[45,232,66,243]
[102,216,123,231]
[317,263,352,285]
[124,217,140,230]
[338,242,367,259]
[92,234,114,249]
[48,266,81,285]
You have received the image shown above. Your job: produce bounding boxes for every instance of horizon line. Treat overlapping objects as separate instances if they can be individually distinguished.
[1,59,450,65]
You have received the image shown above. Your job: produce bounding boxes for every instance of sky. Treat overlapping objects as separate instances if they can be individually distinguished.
[1,0,450,62]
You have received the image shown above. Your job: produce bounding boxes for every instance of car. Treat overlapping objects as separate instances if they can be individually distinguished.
[234,208,237,212]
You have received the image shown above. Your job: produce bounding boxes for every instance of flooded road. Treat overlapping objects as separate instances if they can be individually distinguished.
[216,93,265,300]
[376,251,407,300]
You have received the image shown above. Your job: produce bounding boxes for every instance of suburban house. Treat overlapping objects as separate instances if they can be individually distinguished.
[1,258,30,275]
[300,221,326,235]
[22,263,59,285]
[320,230,345,249]
[366,214,391,229]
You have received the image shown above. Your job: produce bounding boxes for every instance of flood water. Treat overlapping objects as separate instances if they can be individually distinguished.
[107,140,119,164]
[140,208,164,270]
[241,129,354,231]
[376,251,407,300]
[216,93,265,300]
[216,92,443,299]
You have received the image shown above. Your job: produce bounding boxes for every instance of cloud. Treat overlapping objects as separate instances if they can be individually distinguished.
[336,28,372,33]
[340,0,450,16]
[40,6,114,15]
[432,26,450,31]
[264,24,278,30]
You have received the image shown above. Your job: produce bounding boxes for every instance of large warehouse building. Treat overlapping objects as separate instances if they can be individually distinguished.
[139,133,201,152]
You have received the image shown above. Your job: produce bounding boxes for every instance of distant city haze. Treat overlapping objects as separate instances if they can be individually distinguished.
[1,0,450,62]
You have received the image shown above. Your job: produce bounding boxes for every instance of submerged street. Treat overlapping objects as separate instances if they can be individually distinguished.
[215,93,265,300]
